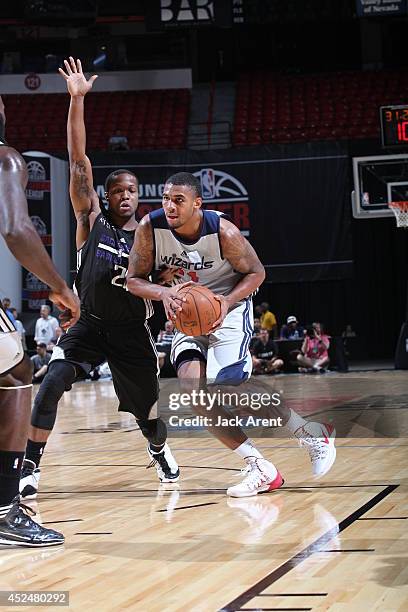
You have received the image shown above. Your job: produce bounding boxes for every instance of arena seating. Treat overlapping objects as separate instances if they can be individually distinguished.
[233,70,408,146]
[3,89,190,153]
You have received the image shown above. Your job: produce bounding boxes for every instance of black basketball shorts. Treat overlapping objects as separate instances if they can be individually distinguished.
[49,314,159,420]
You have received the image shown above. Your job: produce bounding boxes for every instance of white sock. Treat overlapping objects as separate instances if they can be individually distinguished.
[234,439,264,460]
[285,409,308,434]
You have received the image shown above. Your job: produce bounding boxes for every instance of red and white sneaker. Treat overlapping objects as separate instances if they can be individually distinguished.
[295,422,336,477]
[227,457,284,498]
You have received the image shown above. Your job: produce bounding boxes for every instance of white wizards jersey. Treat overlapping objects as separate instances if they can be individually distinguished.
[150,209,243,299]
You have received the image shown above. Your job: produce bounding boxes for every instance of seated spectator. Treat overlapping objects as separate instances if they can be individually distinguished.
[280,315,304,340]
[256,302,278,338]
[251,329,283,374]
[157,320,175,345]
[253,317,261,336]
[10,307,27,351]
[47,326,64,351]
[31,343,51,383]
[249,317,262,351]
[297,322,330,373]
[156,320,175,370]
[108,130,129,151]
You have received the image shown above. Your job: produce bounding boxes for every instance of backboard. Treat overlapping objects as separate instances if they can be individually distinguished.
[352,154,408,219]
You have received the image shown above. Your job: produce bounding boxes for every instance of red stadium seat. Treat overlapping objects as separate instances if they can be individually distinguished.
[2,89,190,152]
[233,69,408,146]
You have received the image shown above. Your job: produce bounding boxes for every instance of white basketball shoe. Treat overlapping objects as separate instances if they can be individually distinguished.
[147,443,180,483]
[295,422,336,477]
[227,457,284,498]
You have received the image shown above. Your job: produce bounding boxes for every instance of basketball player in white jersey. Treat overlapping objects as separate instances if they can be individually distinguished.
[0,95,80,545]
[128,173,336,497]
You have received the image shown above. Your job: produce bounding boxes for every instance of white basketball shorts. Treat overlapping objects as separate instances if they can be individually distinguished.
[170,298,254,385]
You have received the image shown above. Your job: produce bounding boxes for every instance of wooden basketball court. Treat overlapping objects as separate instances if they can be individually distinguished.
[1,370,407,611]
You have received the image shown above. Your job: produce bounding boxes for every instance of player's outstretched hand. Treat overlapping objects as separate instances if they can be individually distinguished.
[49,286,80,330]
[58,57,98,97]
[160,282,193,321]
[210,294,230,332]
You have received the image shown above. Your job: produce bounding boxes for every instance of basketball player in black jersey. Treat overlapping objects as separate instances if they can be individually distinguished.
[0,95,80,546]
[20,58,179,499]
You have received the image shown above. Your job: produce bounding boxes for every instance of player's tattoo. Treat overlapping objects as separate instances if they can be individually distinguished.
[76,210,90,231]
[128,217,154,279]
[71,159,91,198]
[220,218,264,275]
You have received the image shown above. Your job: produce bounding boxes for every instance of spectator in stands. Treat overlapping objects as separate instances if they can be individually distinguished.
[157,320,175,345]
[34,305,59,346]
[156,320,175,370]
[280,315,304,340]
[2,297,16,325]
[10,307,27,352]
[253,317,261,336]
[249,317,261,352]
[108,130,129,152]
[256,302,278,338]
[251,329,283,374]
[47,326,64,351]
[31,343,51,383]
[297,322,330,373]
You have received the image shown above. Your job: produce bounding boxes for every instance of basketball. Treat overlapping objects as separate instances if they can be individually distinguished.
[174,285,221,336]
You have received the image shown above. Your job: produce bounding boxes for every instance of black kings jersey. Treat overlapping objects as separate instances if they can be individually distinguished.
[75,212,153,323]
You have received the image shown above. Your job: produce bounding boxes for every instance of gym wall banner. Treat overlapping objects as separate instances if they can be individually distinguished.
[91,143,352,283]
[22,153,70,313]
[146,0,232,29]
[356,0,407,17]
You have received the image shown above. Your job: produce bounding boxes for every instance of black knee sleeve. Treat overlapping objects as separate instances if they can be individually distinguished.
[137,418,167,446]
[31,361,77,430]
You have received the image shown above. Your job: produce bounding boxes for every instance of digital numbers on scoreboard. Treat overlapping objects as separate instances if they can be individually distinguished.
[380,105,408,148]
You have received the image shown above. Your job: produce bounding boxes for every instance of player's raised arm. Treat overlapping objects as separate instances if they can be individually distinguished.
[212,217,265,328]
[127,215,191,320]
[59,57,100,248]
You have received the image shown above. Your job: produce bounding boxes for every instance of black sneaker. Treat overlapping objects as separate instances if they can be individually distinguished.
[147,443,180,483]
[0,497,64,547]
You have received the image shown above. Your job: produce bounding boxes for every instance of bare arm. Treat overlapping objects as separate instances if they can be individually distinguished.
[0,148,80,326]
[219,218,265,307]
[127,216,191,320]
[59,57,100,249]
[127,217,162,298]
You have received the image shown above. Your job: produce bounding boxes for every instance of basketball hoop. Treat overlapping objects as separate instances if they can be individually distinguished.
[389,201,408,228]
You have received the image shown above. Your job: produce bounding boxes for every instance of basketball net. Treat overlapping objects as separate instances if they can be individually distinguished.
[389,201,408,228]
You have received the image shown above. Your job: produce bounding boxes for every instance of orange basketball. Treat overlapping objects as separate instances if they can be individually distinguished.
[175,285,221,336]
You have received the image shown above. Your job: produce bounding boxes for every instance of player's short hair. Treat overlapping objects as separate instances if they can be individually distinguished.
[104,169,138,193]
[165,172,202,198]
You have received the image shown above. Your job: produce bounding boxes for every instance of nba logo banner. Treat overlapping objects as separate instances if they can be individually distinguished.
[200,169,215,199]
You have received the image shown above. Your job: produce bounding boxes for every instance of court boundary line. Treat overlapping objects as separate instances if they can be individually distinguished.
[219,484,399,612]
[36,484,397,496]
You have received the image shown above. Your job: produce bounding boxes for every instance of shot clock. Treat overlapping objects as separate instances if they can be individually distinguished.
[380,105,408,148]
